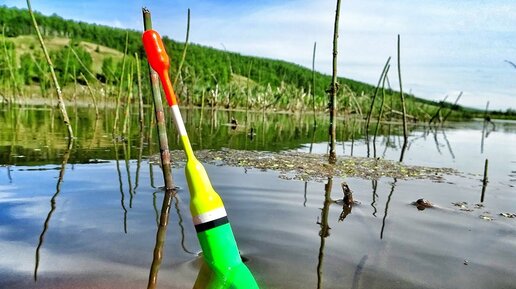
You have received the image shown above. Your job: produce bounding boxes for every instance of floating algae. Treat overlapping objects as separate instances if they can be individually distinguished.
[154,149,457,182]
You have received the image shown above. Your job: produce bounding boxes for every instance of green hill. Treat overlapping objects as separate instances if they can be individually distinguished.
[2,5,512,120]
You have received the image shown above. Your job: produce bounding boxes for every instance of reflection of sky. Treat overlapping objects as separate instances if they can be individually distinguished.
[0,162,199,285]
[3,0,515,109]
[1,139,516,288]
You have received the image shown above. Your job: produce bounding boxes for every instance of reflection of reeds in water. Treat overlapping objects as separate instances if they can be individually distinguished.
[134,133,145,194]
[380,178,397,239]
[147,188,173,289]
[34,139,73,281]
[317,177,333,289]
[114,141,128,233]
[122,141,134,208]
[370,180,378,217]
[481,159,489,203]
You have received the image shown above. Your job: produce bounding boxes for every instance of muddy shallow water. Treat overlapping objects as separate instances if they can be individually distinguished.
[0,106,515,288]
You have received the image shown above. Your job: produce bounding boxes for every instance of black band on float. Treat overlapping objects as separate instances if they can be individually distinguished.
[195,216,229,233]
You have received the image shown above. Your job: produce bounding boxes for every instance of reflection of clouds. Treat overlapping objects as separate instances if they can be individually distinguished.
[0,162,200,281]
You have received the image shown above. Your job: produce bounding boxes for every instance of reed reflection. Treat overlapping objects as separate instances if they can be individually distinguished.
[370,180,378,217]
[114,140,128,233]
[316,177,358,288]
[380,178,397,240]
[34,139,73,281]
[147,187,174,289]
[316,177,333,289]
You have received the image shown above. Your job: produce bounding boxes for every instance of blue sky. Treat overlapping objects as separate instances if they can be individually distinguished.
[4,0,516,110]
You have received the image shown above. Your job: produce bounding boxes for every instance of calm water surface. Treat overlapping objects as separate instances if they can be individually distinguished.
[0,105,515,289]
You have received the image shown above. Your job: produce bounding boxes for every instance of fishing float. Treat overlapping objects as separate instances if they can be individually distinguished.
[142,29,260,289]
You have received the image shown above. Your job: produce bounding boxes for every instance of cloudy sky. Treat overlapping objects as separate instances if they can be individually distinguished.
[4,0,516,110]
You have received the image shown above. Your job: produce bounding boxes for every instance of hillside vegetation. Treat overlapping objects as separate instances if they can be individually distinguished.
[1,5,512,120]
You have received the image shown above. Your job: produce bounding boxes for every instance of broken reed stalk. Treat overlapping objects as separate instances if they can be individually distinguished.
[79,72,99,119]
[428,95,449,125]
[26,0,73,139]
[481,158,488,202]
[143,8,176,289]
[397,35,408,162]
[173,8,190,88]
[312,41,317,127]
[442,91,463,123]
[373,65,390,158]
[328,0,342,165]
[135,53,145,132]
[113,31,129,135]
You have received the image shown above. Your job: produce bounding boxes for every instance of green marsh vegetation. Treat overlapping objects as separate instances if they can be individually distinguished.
[1,4,515,155]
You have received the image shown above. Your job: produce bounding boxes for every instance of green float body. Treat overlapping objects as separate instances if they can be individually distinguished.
[186,155,259,289]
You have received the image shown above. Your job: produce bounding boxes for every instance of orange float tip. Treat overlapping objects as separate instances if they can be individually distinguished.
[142,29,177,106]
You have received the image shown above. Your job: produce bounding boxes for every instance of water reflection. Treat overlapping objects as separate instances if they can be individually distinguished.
[380,178,397,240]
[316,177,333,289]
[370,180,378,217]
[147,187,174,289]
[34,139,73,281]
[114,140,128,233]
[315,178,357,289]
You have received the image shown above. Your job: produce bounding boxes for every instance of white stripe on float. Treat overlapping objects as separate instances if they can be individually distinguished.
[171,105,187,136]
[192,207,227,225]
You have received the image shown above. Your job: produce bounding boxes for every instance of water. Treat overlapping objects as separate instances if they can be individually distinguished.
[0,105,515,289]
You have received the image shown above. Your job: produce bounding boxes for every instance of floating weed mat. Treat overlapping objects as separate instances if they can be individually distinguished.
[154,149,457,182]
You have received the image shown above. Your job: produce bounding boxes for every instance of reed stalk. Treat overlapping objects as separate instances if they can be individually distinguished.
[143,8,176,289]
[397,35,408,162]
[328,0,342,164]
[199,90,206,127]
[173,8,190,88]
[70,46,96,79]
[135,53,145,131]
[373,65,390,158]
[442,91,463,123]
[2,25,21,99]
[312,42,317,127]
[428,95,449,125]
[79,72,99,119]
[113,31,129,135]
[26,0,73,138]
[122,60,133,136]
[366,56,392,136]
[366,57,391,158]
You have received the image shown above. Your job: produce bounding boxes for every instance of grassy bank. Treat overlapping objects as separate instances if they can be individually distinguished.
[1,5,514,121]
